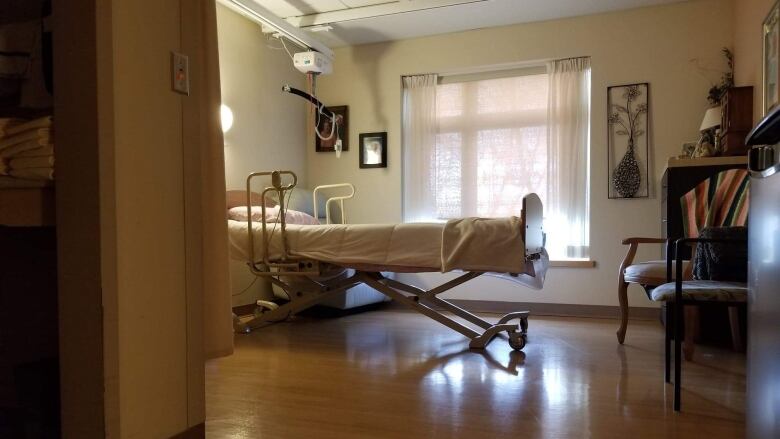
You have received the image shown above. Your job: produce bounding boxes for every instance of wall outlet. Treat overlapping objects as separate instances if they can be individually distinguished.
[171,52,189,95]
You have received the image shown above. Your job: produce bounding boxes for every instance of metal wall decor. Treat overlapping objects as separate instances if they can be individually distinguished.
[608,83,650,199]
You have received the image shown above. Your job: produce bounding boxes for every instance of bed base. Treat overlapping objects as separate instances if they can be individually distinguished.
[233,170,541,351]
[234,270,529,350]
[360,272,529,350]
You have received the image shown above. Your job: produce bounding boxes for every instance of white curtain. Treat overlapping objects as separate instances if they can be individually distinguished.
[402,74,438,222]
[546,57,591,259]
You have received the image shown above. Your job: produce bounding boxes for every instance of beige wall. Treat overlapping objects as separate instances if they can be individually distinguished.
[217,4,309,306]
[57,0,208,437]
[309,0,734,307]
[734,0,775,121]
[111,0,194,436]
[217,4,308,191]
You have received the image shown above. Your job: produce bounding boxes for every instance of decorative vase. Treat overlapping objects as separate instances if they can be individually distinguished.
[613,138,641,198]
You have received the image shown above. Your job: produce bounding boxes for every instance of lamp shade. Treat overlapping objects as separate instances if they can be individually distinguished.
[700,106,722,131]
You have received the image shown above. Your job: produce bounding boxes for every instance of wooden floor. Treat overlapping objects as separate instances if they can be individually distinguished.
[206,308,745,439]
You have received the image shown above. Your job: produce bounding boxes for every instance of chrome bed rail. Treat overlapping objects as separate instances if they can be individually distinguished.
[245,170,321,277]
[313,182,355,224]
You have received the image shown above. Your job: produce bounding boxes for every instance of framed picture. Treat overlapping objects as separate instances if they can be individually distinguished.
[764,1,780,115]
[607,83,650,199]
[359,132,387,168]
[315,105,349,152]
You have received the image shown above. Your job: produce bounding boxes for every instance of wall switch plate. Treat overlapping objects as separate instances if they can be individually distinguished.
[171,52,189,95]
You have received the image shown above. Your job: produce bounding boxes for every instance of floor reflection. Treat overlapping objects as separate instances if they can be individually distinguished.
[207,310,745,439]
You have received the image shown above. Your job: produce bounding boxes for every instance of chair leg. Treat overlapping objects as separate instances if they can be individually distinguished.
[664,304,672,383]
[683,305,698,361]
[728,306,744,352]
[616,278,629,344]
[674,298,683,411]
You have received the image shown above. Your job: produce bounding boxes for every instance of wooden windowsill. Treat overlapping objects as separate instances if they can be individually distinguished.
[550,260,597,268]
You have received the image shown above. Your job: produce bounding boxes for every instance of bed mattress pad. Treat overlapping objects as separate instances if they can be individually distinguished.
[228,217,545,279]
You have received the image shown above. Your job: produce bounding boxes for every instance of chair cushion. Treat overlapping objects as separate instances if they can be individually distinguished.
[624,260,690,285]
[650,280,748,302]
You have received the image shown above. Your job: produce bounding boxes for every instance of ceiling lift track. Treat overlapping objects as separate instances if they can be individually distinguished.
[286,0,492,28]
[218,0,334,60]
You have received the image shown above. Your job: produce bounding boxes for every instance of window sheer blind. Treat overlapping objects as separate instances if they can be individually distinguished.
[402,59,590,260]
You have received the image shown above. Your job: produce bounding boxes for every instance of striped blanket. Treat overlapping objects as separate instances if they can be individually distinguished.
[681,169,750,238]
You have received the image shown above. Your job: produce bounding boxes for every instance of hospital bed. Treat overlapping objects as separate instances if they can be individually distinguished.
[229,170,548,351]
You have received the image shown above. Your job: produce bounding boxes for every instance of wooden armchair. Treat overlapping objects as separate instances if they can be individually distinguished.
[617,237,691,344]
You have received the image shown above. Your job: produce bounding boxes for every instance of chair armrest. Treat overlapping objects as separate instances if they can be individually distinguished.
[621,237,667,245]
[619,237,669,279]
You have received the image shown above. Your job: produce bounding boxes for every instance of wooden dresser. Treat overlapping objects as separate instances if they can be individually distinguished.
[719,86,753,156]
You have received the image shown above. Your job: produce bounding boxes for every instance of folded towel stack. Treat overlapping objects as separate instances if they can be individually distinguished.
[0,116,54,181]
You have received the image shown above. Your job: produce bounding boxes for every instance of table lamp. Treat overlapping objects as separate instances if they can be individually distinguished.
[695,106,721,157]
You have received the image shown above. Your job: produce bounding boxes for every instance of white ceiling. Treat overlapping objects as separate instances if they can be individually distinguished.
[250,0,688,47]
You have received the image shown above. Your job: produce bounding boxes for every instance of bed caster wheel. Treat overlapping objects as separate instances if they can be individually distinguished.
[509,333,526,351]
[232,313,250,334]
[520,318,529,334]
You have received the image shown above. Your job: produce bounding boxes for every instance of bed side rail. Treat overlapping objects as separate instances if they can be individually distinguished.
[522,193,544,258]
[312,183,355,224]
[246,170,320,276]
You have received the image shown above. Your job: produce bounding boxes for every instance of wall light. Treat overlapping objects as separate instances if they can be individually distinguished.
[221,104,234,133]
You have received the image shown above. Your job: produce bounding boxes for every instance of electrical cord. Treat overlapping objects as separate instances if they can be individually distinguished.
[315,109,337,141]
[279,36,295,61]
[265,34,284,52]
[267,186,294,303]
[232,276,258,297]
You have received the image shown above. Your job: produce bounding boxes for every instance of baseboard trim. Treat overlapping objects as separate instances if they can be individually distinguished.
[170,422,204,439]
[389,299,659,321]
[237,299,659,321]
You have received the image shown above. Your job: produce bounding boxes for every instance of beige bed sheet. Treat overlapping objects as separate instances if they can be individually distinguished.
[228,216,536,275]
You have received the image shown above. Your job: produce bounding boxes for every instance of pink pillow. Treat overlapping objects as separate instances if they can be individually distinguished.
[228,205,319,225]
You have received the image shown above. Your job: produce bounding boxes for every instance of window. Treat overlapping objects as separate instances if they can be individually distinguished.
[433,73,549,218]
[402,59,591,260]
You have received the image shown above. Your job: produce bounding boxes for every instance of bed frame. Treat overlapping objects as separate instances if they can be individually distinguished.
[233,170,545,351]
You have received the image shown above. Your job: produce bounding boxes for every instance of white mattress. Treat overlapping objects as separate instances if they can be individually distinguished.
[228,217,547,280]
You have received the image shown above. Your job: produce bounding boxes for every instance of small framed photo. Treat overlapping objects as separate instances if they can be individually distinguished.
[359,132,387,168]
[764,1,780,115]
[315,105,349,152]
